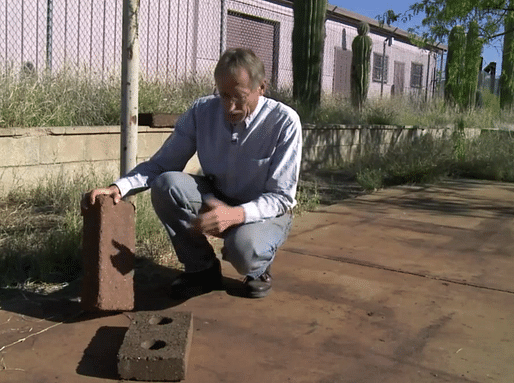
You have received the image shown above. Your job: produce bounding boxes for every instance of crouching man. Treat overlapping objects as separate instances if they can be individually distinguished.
[83,48,302,299]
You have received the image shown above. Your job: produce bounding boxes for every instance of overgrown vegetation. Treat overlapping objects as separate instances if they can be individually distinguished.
[1,71,514,293]
[0,168,322,290]
[0,68,214,128]
[1,68,513,129]
[342,128,514,191]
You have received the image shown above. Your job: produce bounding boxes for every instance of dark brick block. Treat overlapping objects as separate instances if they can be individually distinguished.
[81,194,135,311]
[118,311,193,381]
[138,113,181,128]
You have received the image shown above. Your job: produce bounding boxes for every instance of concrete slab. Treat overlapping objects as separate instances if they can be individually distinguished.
[0,179,513,383]
[285,179,514,293]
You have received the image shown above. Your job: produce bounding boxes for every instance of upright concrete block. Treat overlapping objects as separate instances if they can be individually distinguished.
[118,311,193,381]
[81,194,135,311]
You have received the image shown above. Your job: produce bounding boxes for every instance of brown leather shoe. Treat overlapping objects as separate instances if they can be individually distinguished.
[167,259,222,299]
[244,268,272,298]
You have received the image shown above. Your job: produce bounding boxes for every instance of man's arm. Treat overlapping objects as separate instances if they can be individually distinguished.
[113,105,198,198]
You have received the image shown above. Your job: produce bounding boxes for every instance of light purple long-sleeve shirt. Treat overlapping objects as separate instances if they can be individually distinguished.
[114,95,302,223]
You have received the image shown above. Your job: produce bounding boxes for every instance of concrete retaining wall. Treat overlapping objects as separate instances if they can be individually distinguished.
[0,124,478,196]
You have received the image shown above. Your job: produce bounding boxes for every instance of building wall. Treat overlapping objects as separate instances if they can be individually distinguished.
[1,0,442,98]
[323,18,442,99]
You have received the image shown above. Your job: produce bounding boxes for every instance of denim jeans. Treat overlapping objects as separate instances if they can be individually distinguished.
[150,171,292,278]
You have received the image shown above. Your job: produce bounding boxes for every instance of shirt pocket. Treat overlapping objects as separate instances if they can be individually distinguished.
[238,156,272,192]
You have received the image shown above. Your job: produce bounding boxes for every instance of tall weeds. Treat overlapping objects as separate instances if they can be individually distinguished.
[0,67,214,128]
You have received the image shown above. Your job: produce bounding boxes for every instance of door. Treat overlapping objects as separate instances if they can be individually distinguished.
[393,61,405,95]
[333,47,352,97]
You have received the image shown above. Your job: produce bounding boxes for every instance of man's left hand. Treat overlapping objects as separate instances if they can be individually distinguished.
[193,196,245,237]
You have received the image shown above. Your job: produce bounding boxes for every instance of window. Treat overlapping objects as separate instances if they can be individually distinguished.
[373,53,389,83]
[411,63,423,88]
[227,11,279,87]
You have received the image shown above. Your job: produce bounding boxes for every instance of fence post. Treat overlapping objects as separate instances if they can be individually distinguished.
[220,0,227,55]
[120,0,140,178]
[46,0,53,73]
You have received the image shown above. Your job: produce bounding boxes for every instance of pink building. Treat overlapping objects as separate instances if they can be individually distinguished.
[0,0,445,98]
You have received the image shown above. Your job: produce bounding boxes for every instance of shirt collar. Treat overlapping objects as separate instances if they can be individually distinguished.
[243,96,265,128]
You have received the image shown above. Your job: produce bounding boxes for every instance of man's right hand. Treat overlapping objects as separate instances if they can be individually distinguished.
[81,185,122,213]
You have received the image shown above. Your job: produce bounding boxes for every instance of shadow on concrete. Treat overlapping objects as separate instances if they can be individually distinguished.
[355,179,514,219]
[76,326,127,380]
[0,256,247,323]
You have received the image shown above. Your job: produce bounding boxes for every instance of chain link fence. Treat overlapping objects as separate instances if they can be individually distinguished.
[0,0,295,87]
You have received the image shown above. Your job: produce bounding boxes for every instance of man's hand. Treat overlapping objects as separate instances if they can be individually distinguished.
[193,196,245,237]
[81,185,122,213]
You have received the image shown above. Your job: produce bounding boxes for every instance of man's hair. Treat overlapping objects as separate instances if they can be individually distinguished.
[214,48,265,89]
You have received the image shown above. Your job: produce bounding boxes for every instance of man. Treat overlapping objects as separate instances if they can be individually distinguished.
[83,48,302,299]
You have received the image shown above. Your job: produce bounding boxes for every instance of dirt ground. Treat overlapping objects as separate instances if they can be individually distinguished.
[1,176,513,383]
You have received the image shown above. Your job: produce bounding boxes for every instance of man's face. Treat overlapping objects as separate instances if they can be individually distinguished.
[215,67,265,124]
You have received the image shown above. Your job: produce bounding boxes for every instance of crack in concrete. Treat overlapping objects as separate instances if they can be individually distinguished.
[282,247,514,295]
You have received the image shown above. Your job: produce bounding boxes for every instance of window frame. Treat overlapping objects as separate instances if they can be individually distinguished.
[372,52,389,83]
[410,62,424,88]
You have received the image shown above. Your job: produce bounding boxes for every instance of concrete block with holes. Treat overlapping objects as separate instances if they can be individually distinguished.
[118,311,193,381]
[80,194,135,311]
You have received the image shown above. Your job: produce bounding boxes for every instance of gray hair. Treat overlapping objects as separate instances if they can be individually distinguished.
[214,48,265,89]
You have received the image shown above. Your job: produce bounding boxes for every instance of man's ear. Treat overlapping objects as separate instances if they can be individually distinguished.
[259,79,267,95]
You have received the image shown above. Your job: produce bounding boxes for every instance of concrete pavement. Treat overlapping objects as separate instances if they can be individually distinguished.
[0,178,513,382]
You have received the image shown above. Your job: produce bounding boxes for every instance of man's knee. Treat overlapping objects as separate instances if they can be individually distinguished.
[223,227,274,275]
[151,171,183,195]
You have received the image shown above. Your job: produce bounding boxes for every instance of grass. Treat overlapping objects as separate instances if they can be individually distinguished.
[0,167,324,291]
[0,67,214,128]
[339,128,514,192]
[1,71,514,293]
[1,67,513,129]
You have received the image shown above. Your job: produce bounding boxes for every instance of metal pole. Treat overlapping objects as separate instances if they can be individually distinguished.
[220,0,227,55]
[46,0,53,73]
[120,0,139,177]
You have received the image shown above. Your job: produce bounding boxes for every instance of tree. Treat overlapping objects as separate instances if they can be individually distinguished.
[292,0,327,113]
[379,0,513,109]
[379,0,514,45]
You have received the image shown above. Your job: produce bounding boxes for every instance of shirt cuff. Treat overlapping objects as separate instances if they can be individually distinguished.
[241,202,261,224]
[112,178,133,198]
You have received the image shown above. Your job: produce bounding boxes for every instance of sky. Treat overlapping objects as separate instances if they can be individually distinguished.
[328,0,504,73]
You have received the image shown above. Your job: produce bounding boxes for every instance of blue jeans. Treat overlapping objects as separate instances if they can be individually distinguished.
[150,171,292,278]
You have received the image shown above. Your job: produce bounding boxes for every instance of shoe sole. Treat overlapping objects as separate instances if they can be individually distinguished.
[247,287,272,299]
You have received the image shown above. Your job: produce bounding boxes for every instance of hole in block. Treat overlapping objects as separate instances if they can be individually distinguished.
[148,315,173,325]
[140,340,167,350]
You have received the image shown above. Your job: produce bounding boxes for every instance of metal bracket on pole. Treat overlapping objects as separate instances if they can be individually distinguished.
[380,36,393,98]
